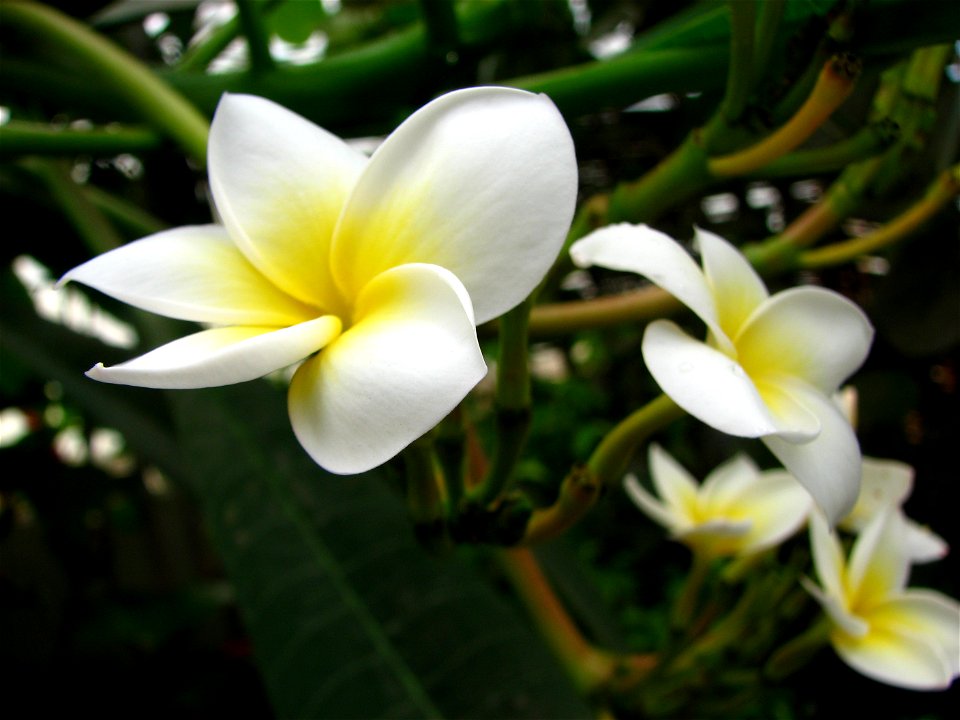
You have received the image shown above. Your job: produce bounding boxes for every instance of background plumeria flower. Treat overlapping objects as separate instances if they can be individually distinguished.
[624,443,811,559]
[570,224,874,523]
[805,509,960,690]
[840,457,948,563]
[60,88,577,474]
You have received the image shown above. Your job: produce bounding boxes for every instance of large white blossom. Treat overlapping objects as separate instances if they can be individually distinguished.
[62,89,577,474]
[625,444,811,558]
[806,509,960,690]
[570,225,874,523]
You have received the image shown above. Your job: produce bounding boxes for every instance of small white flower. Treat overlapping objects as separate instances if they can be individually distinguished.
[62,89,578,474]
[806,509,960,690]
[625,444,811,558]
[571,225,874,522]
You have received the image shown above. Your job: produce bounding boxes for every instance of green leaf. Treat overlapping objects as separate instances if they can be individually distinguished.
[169,380,592,719]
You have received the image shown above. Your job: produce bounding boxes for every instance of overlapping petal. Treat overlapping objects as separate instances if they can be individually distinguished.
[720,469,812,554]
[809,511,848,603]
[60,225,316,326]
[642,320,781,437]
[847,509,910,604]
[208,93,367,313]
[832,608,956,690]
[288,263,486,474]
[623,474,682,530]
[647,442,700,521]
[762,384,861,524]
[736,287,874,394]
[694,227,768,341]
[570,224,728,348]
[87,316,341,389]
[329,87,577,324]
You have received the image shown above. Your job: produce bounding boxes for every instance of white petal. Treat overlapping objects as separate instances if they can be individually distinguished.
[841,457,914,532]
[623,473,682,531]
[847,508,910,603]
[762,385,861,524]
[330,87,577,324]
[726,469,812,555]
[678,519,752,556]
[802,576,869,637]
[699,453,761,511]
[287,263,486,474]
[808,511,847,603]
[571,224,730,350]
[885,590,960,678]
[208,93,367,312]
[87,316,341,389]
[904,520,949,564]
[736,286,874,394]
[642,320,781,437]
[60,225,316,326]
[693,227,768,341]
[833,592,960,690]
[647,443,701,521]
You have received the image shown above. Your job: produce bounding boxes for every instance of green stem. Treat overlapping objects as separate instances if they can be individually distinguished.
[588,394,683,489]
[467,299,532,507]
[750,119,899,178]
[521,394,683,544]
[751,0,785,88]
[0,1,209,164]
[800,164,960,268]
[708,53,861,177]
[175,13,242,73]
[607,135,713,224]
[671,551,712,631]
[718,0,757,125]
[764,616,831,680]
[403,439,449,552]
[236,0,276,74]
[0,121,162,158]
[418,0,460,58]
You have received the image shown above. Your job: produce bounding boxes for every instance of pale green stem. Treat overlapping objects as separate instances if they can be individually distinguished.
[800,165,960,268]
[0,1,209,164]
[522,394,683,544]
[0,121,161,158]
[587,394,684,489]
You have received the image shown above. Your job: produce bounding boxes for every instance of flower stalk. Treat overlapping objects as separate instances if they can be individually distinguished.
[708,53,862,177]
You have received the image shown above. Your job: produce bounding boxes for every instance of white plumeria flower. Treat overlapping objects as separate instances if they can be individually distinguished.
[61,89,577,474]
[841,457,948,564]
[624,443,811,558]
[570,224,874,523]
[805,509,960,690]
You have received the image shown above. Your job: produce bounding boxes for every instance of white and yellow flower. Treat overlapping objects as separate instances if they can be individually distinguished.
[571,225,874,522]
[61,89,577,474]
[625,443,811,558]
[806,509,960,690]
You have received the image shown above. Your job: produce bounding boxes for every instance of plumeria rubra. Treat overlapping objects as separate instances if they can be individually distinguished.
[62,88,577,473]
[571,225,874,522]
